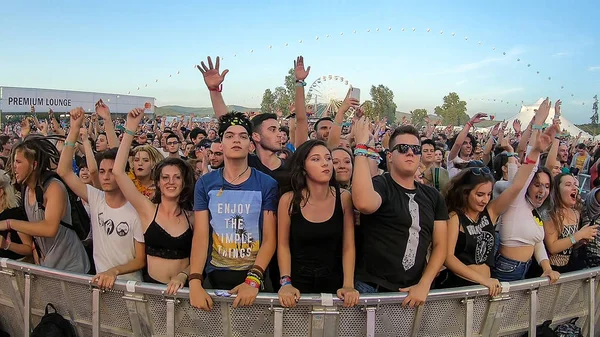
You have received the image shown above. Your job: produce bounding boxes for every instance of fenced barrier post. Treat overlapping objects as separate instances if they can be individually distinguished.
[464,298,474,337]
[365,306,376,337]
[23,273,31,337]
[410,305,425,337]
[589,278,596,337]
[273,307,284,337]
[528,289,538,337]
[122,292,152,336]
[92,288,100,337]
[165,298,176,337]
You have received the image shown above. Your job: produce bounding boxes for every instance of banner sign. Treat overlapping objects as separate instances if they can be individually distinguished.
[0,86,155,114]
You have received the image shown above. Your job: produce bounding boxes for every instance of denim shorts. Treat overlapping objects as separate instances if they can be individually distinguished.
[492,254,532,282]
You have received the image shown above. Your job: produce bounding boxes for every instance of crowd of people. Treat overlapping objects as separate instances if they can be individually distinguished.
[1,55,600,313]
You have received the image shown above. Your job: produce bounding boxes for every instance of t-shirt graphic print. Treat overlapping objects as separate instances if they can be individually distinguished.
[194,168,279,274]
[209,190,262,270]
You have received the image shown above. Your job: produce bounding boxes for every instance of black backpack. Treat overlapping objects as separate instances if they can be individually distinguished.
[30,303,76,337]
[22,170,91,240]
[521,320,557,337]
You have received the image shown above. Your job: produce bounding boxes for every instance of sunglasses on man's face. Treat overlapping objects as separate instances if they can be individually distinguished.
[390,144,422,155]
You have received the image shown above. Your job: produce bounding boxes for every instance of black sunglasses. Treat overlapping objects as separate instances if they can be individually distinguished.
[470,167,492,176]
[391,143,422,155]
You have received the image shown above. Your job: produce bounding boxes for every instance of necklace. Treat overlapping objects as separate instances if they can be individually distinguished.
[217,166,249,197]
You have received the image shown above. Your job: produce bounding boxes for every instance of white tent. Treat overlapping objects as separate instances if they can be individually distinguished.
[502,98,592,140]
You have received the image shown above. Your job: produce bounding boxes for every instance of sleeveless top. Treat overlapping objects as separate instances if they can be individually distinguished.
[549,223,578,267]
[455,208,496,267]
[289,186,344,271]
[24,178,90,273]
[144,206,193,259]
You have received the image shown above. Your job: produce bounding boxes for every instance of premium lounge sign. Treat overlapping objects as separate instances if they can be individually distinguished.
[0,86,155,114]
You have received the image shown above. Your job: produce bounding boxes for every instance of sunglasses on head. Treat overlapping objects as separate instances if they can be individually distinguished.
[391,144,422,155]
[470,167,492,176]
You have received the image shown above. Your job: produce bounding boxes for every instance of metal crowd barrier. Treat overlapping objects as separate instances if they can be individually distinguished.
[1,258,599,337]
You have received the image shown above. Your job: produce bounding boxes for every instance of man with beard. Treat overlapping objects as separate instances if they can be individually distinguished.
[207,140,224,171]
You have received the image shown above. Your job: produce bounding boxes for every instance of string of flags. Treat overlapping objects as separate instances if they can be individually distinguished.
[127,26,579,103]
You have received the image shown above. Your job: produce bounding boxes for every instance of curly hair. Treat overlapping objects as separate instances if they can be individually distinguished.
[443,168,495,215]
[7,134,63,185]
[218,111,252,139]
[283,140,338,215]
[549,173,583,233]
[151,157,196,212]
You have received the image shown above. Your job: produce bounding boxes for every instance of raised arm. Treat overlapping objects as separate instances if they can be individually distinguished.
[351,117,382,214]
[448,113,486,161]
[113,108,155,220]
[328,91,358,150]
[57,107,89,203]
[95,99,119,148]
[488,99,556,221]
[293,56,310,148]
[197,56,229,118]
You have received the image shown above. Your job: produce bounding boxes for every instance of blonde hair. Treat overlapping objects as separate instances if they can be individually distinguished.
[131,145,164,170]
[0,169,19,211]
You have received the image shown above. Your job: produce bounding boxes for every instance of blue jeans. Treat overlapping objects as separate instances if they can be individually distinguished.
[492,254,532,282]
[355,281,378,293]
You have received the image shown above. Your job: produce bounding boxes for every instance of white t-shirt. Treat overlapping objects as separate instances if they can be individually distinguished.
[87,185,144,281]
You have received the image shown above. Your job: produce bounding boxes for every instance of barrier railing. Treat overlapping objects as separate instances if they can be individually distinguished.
[1,257,599,337]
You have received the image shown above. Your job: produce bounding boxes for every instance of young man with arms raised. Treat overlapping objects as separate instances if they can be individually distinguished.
[189,112,278,311]
[57,107,145,289]
[351,117,448,308]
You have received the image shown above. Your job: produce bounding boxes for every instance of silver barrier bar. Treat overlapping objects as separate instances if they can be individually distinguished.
[166,298,176,337]
[410,305,424,337]
[365,306,376,337]
[92,288,100,337]
[23,273,31,337]
[464,298,474,337]
[273,307,284,337]
[529,289,538,337]
[589,278,595,337]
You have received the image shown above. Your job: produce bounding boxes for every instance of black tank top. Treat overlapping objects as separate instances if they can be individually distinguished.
[144,206,193,259]
[289,186,344,270]
[455,208,496,267]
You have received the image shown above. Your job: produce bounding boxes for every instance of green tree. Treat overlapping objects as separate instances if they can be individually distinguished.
[260,89,276,114]
[434,92,468,126]
[410,109,428,128]
[361,100,376,120]
[284,68,296,98]
[273,86,292,116]
[369,85,397,123]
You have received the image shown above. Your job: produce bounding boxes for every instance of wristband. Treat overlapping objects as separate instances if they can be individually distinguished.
[65,141,76,148]
[3,242,10,251]
[5,219,10,231]
[178,271,188,279]
[244,277,261,289]
[466,122,473,128]
[117,125,136,136]
[532,125,544,130]
[188,273,204,283]
[295,80,307,87]
[569,234,577,245]
[506,152,517,158]
[523,157,537,165]
[209,84,223,92]
[280,275,292,287]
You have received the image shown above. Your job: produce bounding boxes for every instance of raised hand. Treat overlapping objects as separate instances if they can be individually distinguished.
[534,124,558,152]
[469,113,488,125]
[30,105,35,115]
[535,97,551,125]
[127,108,145,128]
[491,123,500,137]
[69,107,85,130]
[354,117,372,145]
[513,119,522,134]
[95,99,111,120]
[294,56,311,81]
[339,89,360,113]
[196,56,229,90]
[79,127,88,141]
[554,99,562,118]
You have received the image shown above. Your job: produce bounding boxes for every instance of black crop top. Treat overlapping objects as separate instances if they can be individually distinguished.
[455,208,496,267]
[144,206,193,259]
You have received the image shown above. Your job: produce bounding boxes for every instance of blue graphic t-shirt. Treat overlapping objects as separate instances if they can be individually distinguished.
[194,168,279,273]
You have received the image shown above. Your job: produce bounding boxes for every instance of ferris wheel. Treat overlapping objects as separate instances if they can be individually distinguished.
[305,75,352,118]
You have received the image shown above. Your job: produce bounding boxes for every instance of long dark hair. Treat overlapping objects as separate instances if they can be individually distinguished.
[549,173,582,233]
[443,168,495,214]
[7,134,62,185]
[284,140,338,215]
[151,157,195,211]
